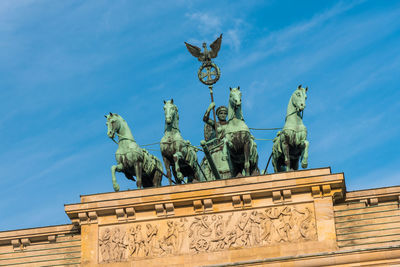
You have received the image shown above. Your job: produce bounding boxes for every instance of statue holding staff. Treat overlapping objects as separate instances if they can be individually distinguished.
[203,102,228,142]
[185,34,226,180]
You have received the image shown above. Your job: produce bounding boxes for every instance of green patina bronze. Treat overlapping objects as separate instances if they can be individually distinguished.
[200,140,222,180]
[203,102,228,142]
[106,113,163,191]
[200,102,230,180]
[224,87,259,177]
[184,34,222,86]
[104,36,314,190]
[200,87,260,179]
[160,99,202,184]
[271,85,310,172]
[185,34,223,138]
[200,137,231,180]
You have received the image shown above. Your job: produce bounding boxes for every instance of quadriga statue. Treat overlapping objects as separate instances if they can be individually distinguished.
[160,99,202,184]
[224,87,259,177]
[271,85,310,172]
[105,113,163,191]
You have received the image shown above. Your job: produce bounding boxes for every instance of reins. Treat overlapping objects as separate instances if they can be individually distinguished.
[285,109,303,122]
[110,134,135,145]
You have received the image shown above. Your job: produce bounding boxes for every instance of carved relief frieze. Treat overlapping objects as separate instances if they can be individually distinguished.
[98,203,317,263]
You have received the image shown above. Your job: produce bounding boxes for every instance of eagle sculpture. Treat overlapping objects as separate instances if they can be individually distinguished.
[184,34,222,63]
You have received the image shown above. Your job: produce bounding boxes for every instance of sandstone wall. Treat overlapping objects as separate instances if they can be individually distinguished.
[334,186,400,250]
[0,224,80,266]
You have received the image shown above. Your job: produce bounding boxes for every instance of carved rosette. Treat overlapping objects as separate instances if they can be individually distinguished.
[98,204,317,263]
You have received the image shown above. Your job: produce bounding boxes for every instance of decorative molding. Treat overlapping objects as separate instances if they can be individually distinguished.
[322,185,331,196]
[369,198,378,206]
[332,191,344,204]
[165,203,175,216]
[78,212,89,225]
[88,211,98,223]
[203,199,213,212]
[232,195,252,208]
[21,238,30,246]
[193,200,203,213]
[48,235,56,243]
[98,203,317,263]
[272,191,282,203]
[65,169,343,224]
[11,239,21,250]
[126,207,136,220]
[155,204,165,217]
[283,190,291,202]
[311,186,321,198]
[232,196,242,208]
[116,208,126,221]
[242,194,252,207]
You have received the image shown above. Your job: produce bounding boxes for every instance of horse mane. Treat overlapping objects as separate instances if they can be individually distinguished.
[112,114,136,142]
[172,105,180,130]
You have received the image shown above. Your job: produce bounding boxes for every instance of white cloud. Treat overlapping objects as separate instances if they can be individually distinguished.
[225,22,242,52]
[187,12,222,35]
[185,12,246,52]
[227,1,364,70]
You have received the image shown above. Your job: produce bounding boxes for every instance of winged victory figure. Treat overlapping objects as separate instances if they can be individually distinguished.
[184,34,222,63]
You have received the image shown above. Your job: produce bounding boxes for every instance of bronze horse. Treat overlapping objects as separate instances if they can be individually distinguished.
[272,85,309,172]
[160,100,202,184]
[224,87,259,177]
[106,113,162,191]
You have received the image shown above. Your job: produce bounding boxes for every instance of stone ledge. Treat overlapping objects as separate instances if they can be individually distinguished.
[0,224,79,246]
[64,168,344,224]
[79,167,332,203]
[345,186,400,203]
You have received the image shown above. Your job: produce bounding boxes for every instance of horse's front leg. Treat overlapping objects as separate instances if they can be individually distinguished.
[135,161,143,189]
[224,139,235,177]
[173,152,183,183]
[243,139,250,176]
[162,156,173,185]
[111,163,123,192]
[301,140,309,169]
[282,137,291,171]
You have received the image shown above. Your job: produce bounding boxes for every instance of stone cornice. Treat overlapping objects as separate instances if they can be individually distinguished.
[0,224,79,246]
[346,186,400,201]
[343,185,400,205]
[64,167,345,225]
[78,167,332,203]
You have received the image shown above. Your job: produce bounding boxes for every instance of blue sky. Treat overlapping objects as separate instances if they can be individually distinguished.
[0,0,399,231]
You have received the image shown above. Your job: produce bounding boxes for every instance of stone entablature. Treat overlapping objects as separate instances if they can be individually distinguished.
[3,168,400,266]
[64,167,344,226]
[63,167,346,266]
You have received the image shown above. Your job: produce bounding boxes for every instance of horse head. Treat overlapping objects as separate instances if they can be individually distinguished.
[291,85,308,112]
[105,112,121,139]
[163,99,179,128]
[228,86,244,121]
[229,87,242,108]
